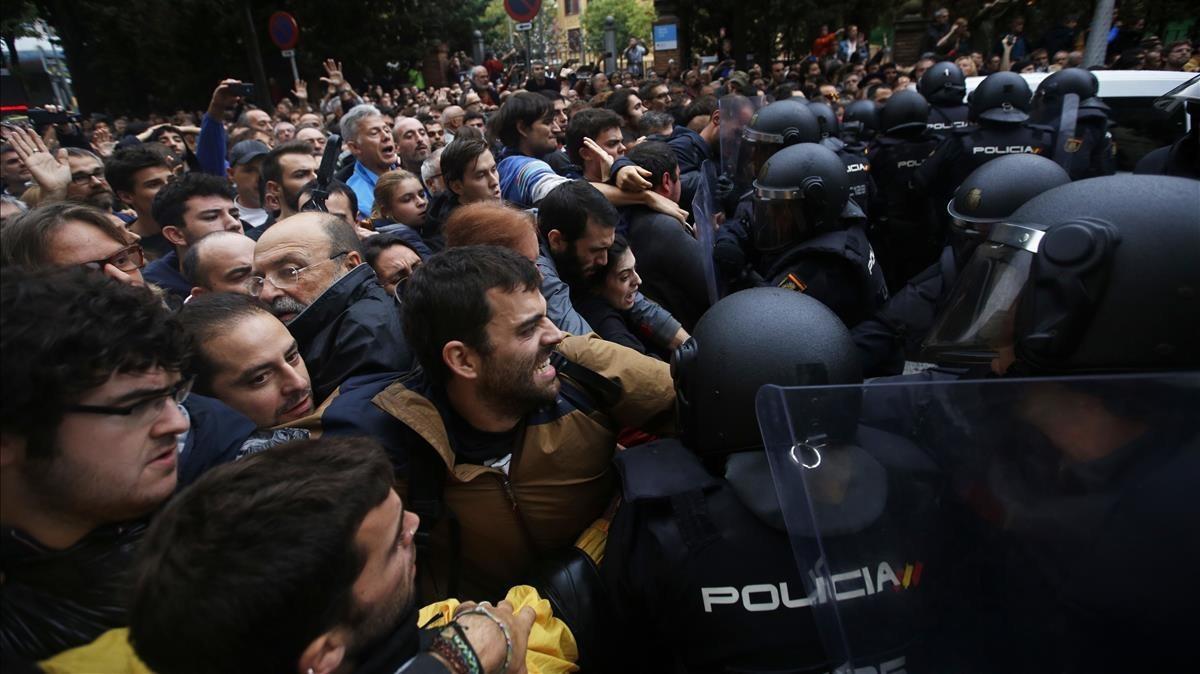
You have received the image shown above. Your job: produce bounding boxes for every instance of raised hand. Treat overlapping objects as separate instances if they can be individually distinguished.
[208,79,246,119]
[582,137,615,182]
[320,59,346,89]
[7,125,70,198]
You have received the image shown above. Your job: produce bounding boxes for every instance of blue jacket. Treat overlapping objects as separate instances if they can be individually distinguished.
[142,250,191,300]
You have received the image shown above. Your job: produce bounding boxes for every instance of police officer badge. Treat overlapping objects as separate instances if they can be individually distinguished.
[1064,137,1083,153]
[966,188,983,212]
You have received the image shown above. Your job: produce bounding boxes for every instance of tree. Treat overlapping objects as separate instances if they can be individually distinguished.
[25,0,492,115]
[581,0,655,58]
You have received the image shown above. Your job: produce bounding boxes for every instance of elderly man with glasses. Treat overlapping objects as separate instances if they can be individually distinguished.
[252,211,413,402]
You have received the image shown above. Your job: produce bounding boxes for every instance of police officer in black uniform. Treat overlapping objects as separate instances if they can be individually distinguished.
[918,61,970,141]
[866,90,942,291]
[713,102,820,289]
[913,174,1199,672]
[914,71,1053,233]
[600,288,944,673]
[717,143,887,327]
[841,98,881,147]
[1030,67,1116,180]
[810,101,873,221]
[853,153,1070,377]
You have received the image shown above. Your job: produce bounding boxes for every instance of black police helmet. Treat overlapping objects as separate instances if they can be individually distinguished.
[755,142,852,231]
[948,153,1071,226]
[672,288,862,456]
[918,61,967,106]
[1010,175,1200,373]
[807,101,840,138]
[1035,67,1099,106]
[880,90,931,135]
[968,71,1033,123]
[842,99,880,137]
[744,99,821,146]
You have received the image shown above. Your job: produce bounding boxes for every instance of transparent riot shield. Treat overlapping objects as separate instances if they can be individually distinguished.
[691,161,720,304]
[756,372,1200,673]
[718,94,762,180]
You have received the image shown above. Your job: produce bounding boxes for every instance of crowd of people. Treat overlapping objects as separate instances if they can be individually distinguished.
[1,6,1198,673]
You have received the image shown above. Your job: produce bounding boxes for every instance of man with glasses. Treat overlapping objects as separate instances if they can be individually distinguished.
[144,173,243,301]
[1,127,115,211]
[639,81,673,113]
[252,211,412,401]
[0,266,258,661]
[0,202,146,287]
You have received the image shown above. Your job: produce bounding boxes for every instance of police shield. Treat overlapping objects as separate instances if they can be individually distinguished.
[691,162,721,304]
[756,372,1200,673]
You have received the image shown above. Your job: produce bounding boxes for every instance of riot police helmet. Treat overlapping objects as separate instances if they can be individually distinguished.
[735,100,821,186]
[1033,67,1108,120]
[947,153,1071,237]
[968,71,1033,123]
[918,61,967,106]
[923,175,1200,372]
[751,142,852,253]
[841,99,880,143]
[1035,67,1099,105]
[672,287,862,456]
[879,90,931,135]
[807,101,841,139]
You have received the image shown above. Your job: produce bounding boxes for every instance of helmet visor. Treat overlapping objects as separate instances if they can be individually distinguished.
[735,134,782,187]
[752,191,813,253]
[921,223,1044,363]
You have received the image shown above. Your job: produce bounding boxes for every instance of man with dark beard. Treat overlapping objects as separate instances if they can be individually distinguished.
[251,212,412,402]
[317,245,676,600]
[536,180,688,348]
[246,141,317,240]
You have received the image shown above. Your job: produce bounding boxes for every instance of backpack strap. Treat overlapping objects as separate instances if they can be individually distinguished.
[550,350,623,409]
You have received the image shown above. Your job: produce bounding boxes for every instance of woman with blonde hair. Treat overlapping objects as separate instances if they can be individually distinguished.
[371,168,428,231]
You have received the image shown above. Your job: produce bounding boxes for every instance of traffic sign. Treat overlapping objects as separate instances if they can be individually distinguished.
[504,0,541,23]
[514,22,533,32]
[268,11,299,50]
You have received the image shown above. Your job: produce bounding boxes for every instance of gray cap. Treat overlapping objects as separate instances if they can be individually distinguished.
[229,139,270,166]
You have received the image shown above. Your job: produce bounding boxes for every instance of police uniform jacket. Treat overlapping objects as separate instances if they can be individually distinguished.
[319,334,676,600]
[601,436,945,673]
[913,122,1054,207]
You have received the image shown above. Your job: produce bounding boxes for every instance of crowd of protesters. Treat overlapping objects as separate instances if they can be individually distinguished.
[1,3,1198,673]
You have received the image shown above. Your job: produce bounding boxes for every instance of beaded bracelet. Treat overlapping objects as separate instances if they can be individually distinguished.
[430,622,484,674]
[457,606,513,674]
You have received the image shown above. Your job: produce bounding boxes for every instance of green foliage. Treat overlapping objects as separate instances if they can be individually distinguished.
[581,0,656,55]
